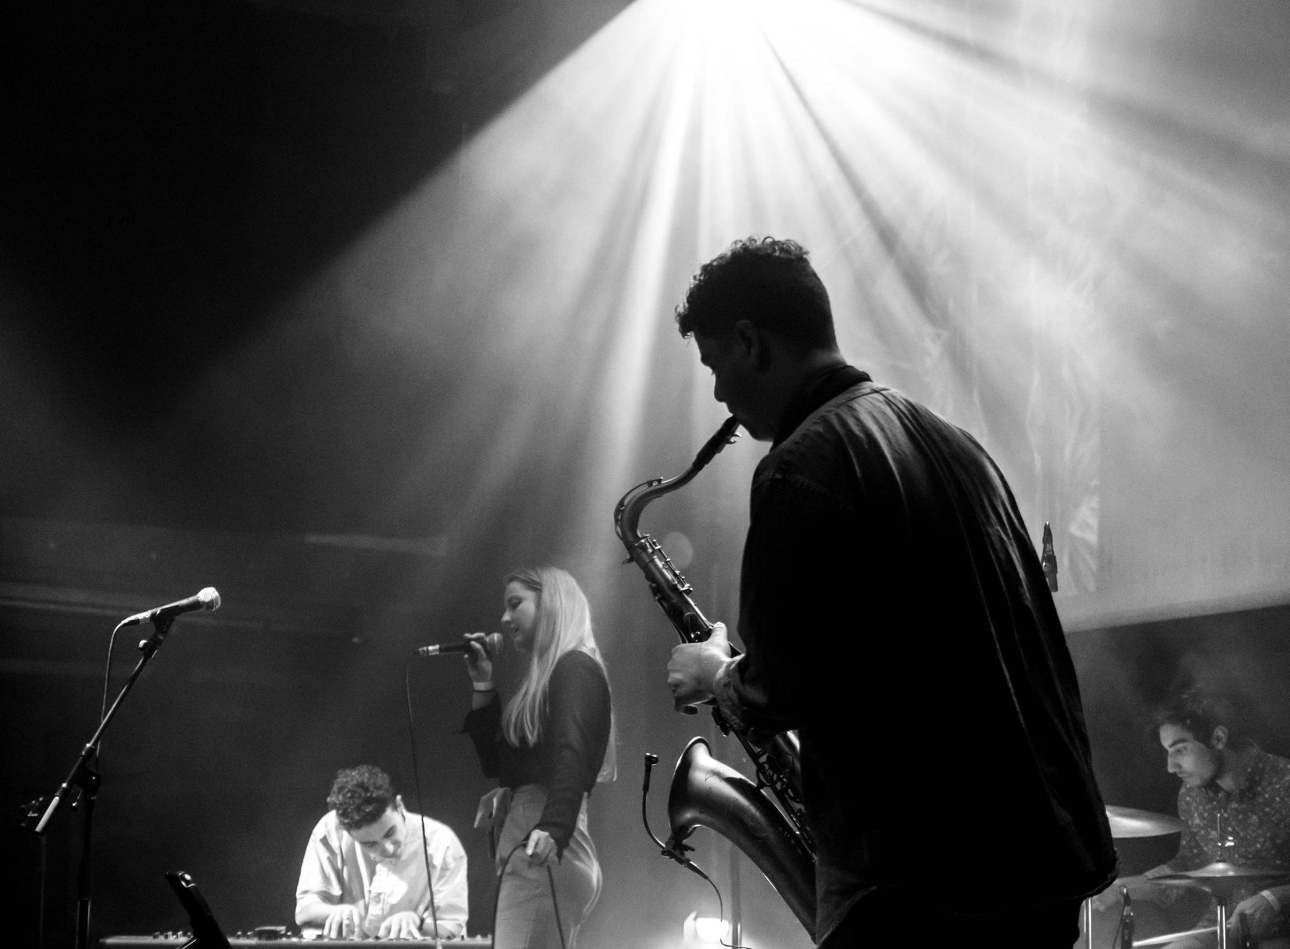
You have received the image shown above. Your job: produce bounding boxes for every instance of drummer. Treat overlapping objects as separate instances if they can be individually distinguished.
[1102,688,1290,948]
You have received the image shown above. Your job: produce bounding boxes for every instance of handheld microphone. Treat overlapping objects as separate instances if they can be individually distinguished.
[120,587,221,627]
[416,633,503,658]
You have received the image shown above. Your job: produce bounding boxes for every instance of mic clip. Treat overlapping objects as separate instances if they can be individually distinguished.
[138,614,177,655]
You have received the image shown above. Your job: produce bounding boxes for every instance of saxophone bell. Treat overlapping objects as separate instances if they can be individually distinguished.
[615,416,816,937]
[667,738,817,939]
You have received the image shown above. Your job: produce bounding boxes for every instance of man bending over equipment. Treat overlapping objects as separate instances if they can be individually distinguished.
[296,764,468,940]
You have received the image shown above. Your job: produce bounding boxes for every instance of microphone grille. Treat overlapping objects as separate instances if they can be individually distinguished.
[199,587,222,611]
[486,632,504,656]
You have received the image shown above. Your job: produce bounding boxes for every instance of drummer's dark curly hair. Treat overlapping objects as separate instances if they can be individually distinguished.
[675,236,836,350]
[326,765,396,831]
[1153,687,1253,749]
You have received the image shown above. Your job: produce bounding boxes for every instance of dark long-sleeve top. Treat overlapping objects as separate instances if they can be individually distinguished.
[462,649,611,854]
[712,365,1117,942]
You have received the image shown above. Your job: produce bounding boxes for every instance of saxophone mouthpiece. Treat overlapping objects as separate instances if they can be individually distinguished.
[690,416,741,471]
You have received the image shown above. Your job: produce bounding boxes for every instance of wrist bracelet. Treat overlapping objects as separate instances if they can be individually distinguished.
[472,683,496,692]
[1261,889,1282,914]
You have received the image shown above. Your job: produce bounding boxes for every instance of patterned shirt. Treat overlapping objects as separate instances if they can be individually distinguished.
[1171,748,1290,909]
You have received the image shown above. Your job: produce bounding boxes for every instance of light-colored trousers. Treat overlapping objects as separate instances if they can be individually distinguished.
[488,784,602,949]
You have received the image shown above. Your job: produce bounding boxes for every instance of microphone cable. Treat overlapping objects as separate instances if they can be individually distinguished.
[683,857,748,949]
[101,622,125,724]
[403,661,442,943]
[405,639,566,949]
[545,864,566,949]
[492,839,567,949]
[641,754,748,949]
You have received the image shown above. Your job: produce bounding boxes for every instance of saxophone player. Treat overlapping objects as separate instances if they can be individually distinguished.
[664,237,1116,948]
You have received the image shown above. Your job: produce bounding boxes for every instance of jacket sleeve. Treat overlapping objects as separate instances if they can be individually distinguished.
[723,472,857,732]
[462,695,503,778]
[533,651,612,854]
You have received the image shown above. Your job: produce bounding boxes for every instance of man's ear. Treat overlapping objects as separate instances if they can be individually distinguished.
[1210,726,1229,750]
[733,320,770,371]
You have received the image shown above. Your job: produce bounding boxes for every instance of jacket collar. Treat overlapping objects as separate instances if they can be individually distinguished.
[772,364,871,449]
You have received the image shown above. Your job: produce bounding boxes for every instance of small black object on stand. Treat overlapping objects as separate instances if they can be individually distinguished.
[165,871,232,949]
[31,614,179,949]
[1116,886,1135,949]
[1041,521,1059,592]
[18,795,51,949]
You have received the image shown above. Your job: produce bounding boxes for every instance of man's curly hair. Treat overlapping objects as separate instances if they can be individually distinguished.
[1153,687,1253,750]
[674,236,836,349]
[326,765,396,831]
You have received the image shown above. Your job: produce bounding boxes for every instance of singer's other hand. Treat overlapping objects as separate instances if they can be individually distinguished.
[667,621,731,712]
[525,828,558,867]
[463,632,494,685]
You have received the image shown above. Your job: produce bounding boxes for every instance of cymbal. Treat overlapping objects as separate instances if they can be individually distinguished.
[1155,861,1284,892]
[1105,805,1184,839]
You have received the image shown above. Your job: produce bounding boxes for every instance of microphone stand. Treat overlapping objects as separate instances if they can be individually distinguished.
[18,795,51,949]
[32,615,178,949]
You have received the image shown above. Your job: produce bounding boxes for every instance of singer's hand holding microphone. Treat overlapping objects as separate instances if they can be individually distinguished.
[416,632,503,694]
[462,632,502,691]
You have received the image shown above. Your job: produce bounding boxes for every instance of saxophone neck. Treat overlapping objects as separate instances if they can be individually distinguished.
[613,477,663,546]
[613,417,741,544]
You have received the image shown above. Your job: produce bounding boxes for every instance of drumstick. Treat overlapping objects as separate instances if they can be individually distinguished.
[1134,926,1218,947]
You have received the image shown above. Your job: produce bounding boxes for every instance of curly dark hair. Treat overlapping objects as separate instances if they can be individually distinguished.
[674,236,836,349]
[326,765,396,831]
[1152,687,1253,750]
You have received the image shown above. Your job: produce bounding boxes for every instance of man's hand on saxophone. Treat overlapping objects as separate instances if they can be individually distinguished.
[667,621,734,712]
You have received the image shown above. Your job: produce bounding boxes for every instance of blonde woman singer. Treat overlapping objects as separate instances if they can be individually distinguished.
[462,566,615,949]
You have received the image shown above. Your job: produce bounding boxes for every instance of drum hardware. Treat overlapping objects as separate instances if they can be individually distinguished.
[1152,862,1290,949]
[1116,887,1135,949]
[1082,806,1189,949]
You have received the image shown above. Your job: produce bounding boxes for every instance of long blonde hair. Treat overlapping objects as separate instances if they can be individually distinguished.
[501,566,616,782]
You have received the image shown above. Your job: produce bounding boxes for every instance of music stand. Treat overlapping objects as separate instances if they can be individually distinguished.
[165,871,231,949]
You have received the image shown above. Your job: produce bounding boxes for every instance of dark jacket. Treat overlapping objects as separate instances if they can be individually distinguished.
[725,369,1117,942]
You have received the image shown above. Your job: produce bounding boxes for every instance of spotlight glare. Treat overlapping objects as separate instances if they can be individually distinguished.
[694,917,729,942]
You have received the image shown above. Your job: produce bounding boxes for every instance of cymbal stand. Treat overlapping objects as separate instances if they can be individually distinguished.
[1215,813,1235,949]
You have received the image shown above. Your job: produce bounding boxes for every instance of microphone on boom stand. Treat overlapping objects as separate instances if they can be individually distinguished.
[119,587,221,627]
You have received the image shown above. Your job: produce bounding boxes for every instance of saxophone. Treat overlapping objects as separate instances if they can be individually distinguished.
[614,417,817,938]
